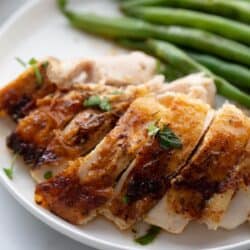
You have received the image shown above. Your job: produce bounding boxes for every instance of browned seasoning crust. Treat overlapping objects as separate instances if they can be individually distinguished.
[31,103,128,182]
[102,94,213,230]
[105,139,172,228]
[7,89,89,164]
[170,105,249,219]
[0,63,56,121]
[35,97,165,224]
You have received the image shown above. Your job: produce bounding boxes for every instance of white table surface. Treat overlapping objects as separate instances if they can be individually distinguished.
[0,1,95,250]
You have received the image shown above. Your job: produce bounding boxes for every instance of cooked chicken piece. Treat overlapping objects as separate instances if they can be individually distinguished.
[30,73,216,183]
[145,104,249,233]
[101,93,214,230]
[31,109,120,183]
[146,73,216,108]
[0,52,156,120]
[0,61,56,121]
[162,73,216,107]
[35,97,169,224]
[48,52,157,87]
[219,140,250,230]
[7,84,117,164]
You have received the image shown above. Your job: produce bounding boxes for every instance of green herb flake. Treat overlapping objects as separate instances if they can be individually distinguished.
[158,126,182,150]
[32,64,43,86]
[122,195,129,204]
[84,95,101,107]
[28,58,38,65]
[44,171,53,180]
[135,226,161,245]
[84,95,112,112]
[15,57,43,87]
[99,97,112,111]
[3,154,18,180]
[147,122,160,137]
[15,57,26,67]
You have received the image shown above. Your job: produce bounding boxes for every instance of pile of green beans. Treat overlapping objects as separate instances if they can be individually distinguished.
[57,0,250,108]
[123,7,250,45]
[121,0,250,24]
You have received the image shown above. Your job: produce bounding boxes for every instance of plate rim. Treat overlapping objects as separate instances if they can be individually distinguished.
[0,1,249,250]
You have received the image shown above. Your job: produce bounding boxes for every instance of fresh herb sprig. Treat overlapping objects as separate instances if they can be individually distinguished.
[44,171,53,180]
[135,225,161,245]
[147,123,182,149]
[3,154,18,180]
[84,95,112,111]
[15,57,46,87]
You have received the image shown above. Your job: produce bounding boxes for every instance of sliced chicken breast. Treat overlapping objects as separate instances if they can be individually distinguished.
[101,93,214,230]
[0,61,56,121]
[145,104,249,234]
[0,52,156,120]
[30,73,216,182]
[7,84,117,164]
[219,140,250,230]
[35,97,167,224]
[46,52,157,87]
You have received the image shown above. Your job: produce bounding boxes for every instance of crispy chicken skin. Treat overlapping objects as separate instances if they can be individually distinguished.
[145,104,249,233]
[101,94,214,230]
[7,84,117,164]
[0,52,156,121]
[30,84,153,182]
[0,62,56,121]
[31,105,126,183]
[35,97,168,224]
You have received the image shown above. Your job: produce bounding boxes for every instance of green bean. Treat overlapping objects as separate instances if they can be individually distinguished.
[120,39,250,108]
[124,7,250,46]
[187,52,250,90]
[58,3,250,67]
[121,0,250,24]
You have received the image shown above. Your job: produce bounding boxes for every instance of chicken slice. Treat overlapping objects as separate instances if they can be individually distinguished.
[30,73,216,183]
[162,73,216,107]
[46,52,157,87]
[0,61,56,121]
[35,97,167,224]
[101,93,214,230]
[145,104,249,233]
[0,52,156,120]
[7,83,117,164]
[219,140,250,230]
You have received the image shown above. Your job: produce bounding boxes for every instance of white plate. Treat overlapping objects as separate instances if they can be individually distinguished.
[0,1,249,250]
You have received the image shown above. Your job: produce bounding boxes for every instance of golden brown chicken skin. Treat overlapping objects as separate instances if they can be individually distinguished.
[35,97,168,224]
[0,62,56,121]
[31,104,128,183]
[6,83,121,164]
[145,104,250,234]
[102,94,213,230]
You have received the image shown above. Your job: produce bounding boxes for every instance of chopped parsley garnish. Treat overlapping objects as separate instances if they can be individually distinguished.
[28,58,42,86]
[147,123,182,150]
[44,171,53,180]
[15,57,26,67]
[84,95,112,111]
[147,122,160,137]
[3,154,18,180]
[122,195,129,204]
[158,126,182,150]
[15,57,45,87]
[29,58,38,65]
[135,226,161,245]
